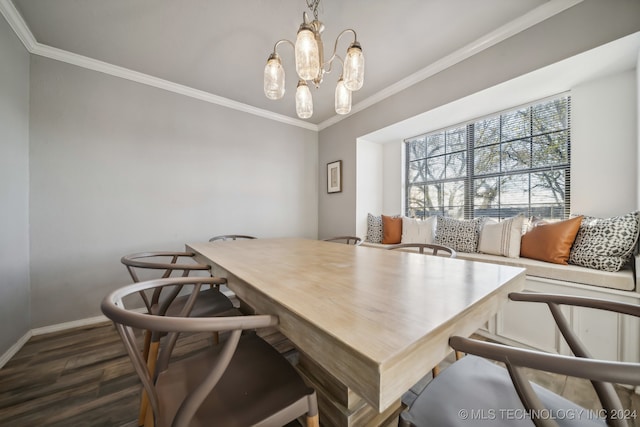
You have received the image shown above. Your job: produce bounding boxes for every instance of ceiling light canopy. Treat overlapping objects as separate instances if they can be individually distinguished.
[263,0,364,119]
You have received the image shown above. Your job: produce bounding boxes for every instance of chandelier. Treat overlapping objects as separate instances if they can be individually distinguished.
[263,0,364,119]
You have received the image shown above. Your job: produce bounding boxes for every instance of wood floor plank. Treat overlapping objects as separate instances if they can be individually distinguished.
[100,357,136,382]
[0,382,98,422]
[0,363,63,395]
[38,384,139,425]
[47,392,140,427]
[0,366,101,410]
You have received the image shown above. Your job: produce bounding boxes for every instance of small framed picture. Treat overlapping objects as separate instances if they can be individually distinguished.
[327,160,342,193]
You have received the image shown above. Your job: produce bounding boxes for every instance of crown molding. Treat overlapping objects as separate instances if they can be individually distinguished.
[2,0,581,133]
[318,0,584,131]
[0,0,319,131]
[0,0,35,50]
[34,42,320,131]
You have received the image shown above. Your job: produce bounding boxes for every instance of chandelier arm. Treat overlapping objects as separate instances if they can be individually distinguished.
[322,53,344,76]
[337,28,358,43]
[321,29,357,73]
[332,29,358,60]
[272,39,295,54]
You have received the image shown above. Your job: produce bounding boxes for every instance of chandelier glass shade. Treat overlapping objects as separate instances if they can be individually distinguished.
[296,80,313,119]
[334,77,351,115]
[263,0,364,119]
[264,53,285,100]
[343,43,364,91]
[295,26,320,81]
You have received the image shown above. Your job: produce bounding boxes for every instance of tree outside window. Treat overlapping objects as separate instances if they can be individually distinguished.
[405,95,570,221]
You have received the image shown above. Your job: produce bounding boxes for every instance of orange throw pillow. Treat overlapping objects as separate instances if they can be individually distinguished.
[520,216,583,264]
[382,215,402,244]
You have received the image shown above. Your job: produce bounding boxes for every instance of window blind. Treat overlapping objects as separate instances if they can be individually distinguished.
[405,94,571,221]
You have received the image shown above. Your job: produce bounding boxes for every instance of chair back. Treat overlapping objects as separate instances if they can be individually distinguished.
[323,236,363,245]
[387,243,456,257]
[102,277,277,427]
[121,251,213,313]
[209,234,257,242]
[102,277,318,427]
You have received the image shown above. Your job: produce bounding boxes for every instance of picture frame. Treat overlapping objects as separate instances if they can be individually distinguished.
[327,160,342,193]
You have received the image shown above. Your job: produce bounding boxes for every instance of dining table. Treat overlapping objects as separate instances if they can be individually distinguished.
[187,237,526,427]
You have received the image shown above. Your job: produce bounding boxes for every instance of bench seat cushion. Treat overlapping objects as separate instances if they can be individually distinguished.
[361,242,635,292]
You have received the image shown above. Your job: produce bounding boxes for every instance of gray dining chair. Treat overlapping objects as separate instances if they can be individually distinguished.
[209,234,257,242]
[121,251,233,314]
[121,251,237,425]
[323,235,363,245]
[102,277,319,427]
[399,292,640,427]
[387,242,456,258]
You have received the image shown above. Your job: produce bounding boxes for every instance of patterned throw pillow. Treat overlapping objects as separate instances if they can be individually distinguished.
[366,213,383,243]
[435,216,484,253]
[569,211,640,272]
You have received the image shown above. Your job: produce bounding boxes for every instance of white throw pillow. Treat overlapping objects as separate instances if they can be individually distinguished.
[401,216,436,244]
[478,215,525,258]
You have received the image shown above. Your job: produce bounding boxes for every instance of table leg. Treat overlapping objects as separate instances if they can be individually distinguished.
[297,352,403,427]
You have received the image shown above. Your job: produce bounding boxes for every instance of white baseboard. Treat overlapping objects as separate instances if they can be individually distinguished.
[31,306,153,337]
[0,315,110,369]
[0,330,32,369]
[31,314,112,336]
[0,291,237,369]
[0,309,150,369]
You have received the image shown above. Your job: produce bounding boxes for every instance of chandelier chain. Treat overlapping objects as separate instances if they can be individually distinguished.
[306,0,321,21]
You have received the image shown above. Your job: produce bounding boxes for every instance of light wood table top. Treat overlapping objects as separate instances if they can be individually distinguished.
[187,238,525,415]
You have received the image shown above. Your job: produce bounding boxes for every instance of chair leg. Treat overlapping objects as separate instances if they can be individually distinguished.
[142,330,151,362]
[432,364,440,377]
[138,340,160,426]
[138,390,151,426]
[307,414,320,427]
[455,351,464,360]
[144,401,155,427]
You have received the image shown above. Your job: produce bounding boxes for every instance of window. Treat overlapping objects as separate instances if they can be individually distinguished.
[405,94,571,220]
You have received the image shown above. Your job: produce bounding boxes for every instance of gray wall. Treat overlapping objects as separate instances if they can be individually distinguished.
[318,0,640,237]
[0,16,31,354]
[28,57,318,327]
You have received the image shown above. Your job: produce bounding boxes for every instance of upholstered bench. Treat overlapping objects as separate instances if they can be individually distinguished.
[360,241,637,292]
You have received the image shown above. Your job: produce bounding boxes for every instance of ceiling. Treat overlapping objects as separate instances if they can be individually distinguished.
[5,0,583,128]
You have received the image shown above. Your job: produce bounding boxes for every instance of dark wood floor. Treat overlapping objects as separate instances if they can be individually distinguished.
[1,322,639,427]
[0,322,295,427]
[0,322,145,426]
